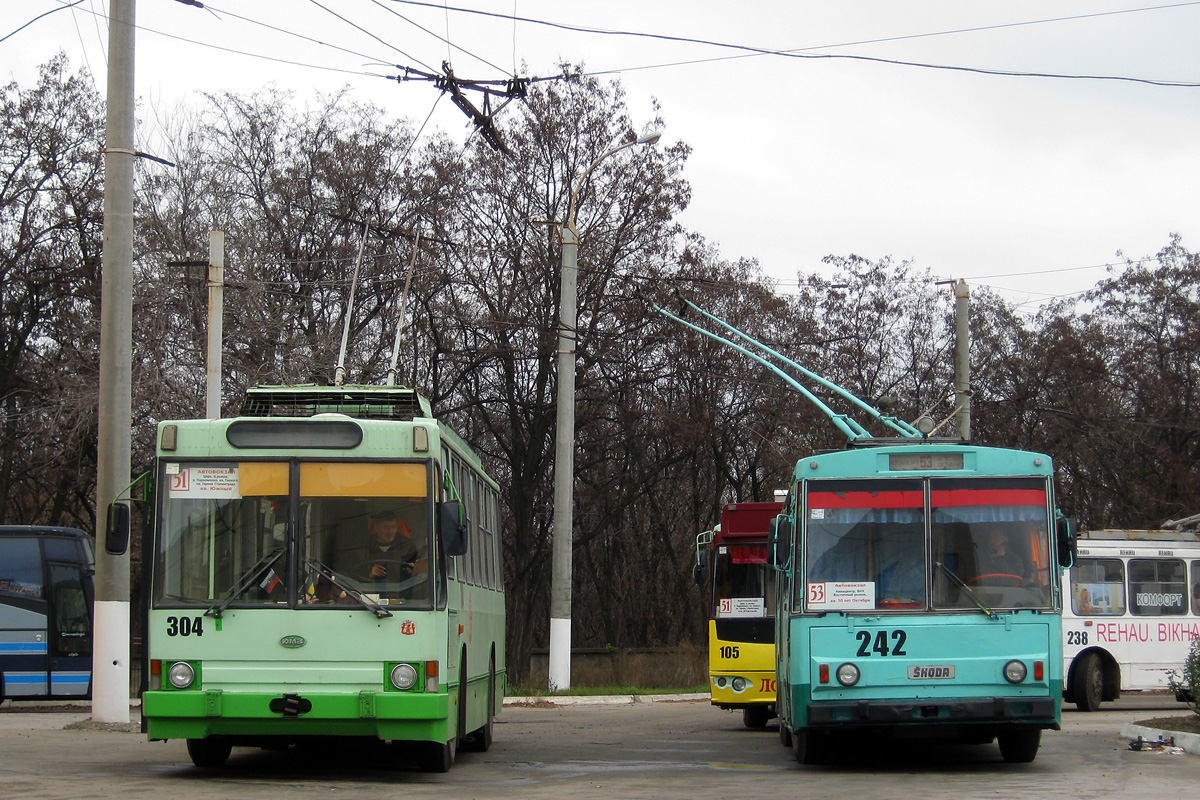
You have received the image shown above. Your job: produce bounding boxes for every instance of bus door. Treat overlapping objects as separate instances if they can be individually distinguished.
[0,535,47,699]
[45,560,92,697]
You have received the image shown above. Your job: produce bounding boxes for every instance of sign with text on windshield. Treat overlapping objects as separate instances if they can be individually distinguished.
[718,597,766,617]
[166,465,241,499]
[807,581,876,610]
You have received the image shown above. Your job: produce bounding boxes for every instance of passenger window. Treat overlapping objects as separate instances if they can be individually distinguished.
[0,537,43,600]
[1192,561,1200,615]
[1070,558,1125,615]
[1128,558,1187,616]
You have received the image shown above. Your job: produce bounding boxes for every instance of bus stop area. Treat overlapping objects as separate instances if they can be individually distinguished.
[0,693,1196,800]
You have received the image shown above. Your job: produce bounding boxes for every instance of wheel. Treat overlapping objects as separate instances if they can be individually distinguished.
[997,729,1041,763]
[1074,652,1104,712]
[743,706,770,729]
[792,729,828,765]
[186,737,232,768]
[416,738,456,773]
[461,657,495,752]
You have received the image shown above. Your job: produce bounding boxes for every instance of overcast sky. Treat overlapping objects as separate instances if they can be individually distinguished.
[6,1,1200,312]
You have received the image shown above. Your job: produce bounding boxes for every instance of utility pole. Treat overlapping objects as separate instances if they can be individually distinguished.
[207,232,224,419]
[954,279,971,441]
[93,0,136,724]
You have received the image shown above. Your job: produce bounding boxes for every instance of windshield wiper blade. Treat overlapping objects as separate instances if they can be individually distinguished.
[935,561,997,619]
[206,548,285,618]
[305,558,392,619]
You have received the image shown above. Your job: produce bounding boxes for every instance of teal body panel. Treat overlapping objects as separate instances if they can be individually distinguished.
[785,611,1062,731]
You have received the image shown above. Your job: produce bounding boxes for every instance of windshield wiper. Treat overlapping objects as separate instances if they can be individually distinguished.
[935,561,997,619]
[206,548,285,618]
[305,558,392,619]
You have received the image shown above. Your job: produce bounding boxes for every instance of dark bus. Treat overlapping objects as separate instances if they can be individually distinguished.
[0,526,94,702]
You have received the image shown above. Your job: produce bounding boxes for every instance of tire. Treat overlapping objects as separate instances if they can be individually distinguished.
[997,729,1041,763]
[186,737,232,768]
[416,738,456,773]
[792,729,827,765]
[1075,652,1104,712]
[743,706,770,730]
[461,657,495,753]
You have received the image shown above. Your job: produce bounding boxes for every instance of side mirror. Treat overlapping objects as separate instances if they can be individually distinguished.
[105,502,131,556]
[1056,514,1077,569]
[440,500,468,557]
[771,515,792,569]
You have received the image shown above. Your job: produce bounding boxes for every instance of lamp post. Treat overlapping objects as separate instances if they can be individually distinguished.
[549,130,662,691]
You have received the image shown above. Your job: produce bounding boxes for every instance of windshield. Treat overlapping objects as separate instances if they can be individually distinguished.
[154,461,434,610]
[801,476,1053,612]
[713,541,776,618]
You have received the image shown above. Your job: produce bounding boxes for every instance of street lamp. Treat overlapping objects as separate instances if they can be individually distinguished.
[549,129,662,691]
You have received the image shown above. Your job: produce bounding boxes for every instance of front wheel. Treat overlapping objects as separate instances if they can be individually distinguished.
[416,738,456,773]
[1074,652,1104,712]
[462,659,496,753]
[186,737,232,768]
[743,706,771,729]
[997,729,1041,763]
[792,729,828,765]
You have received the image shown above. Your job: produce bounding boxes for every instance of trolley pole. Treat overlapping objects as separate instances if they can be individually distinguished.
[93,0,136,724]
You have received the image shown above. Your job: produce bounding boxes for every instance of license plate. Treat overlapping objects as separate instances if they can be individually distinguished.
[908,665,955,679]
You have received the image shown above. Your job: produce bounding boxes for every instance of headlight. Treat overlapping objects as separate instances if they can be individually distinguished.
[731,676,748,692]
[391,663,418,690]
[836,663,860,687]
[1003,660,1027,684]
[167,661,195,689]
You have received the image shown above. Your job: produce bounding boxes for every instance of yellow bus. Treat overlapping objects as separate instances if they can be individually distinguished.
[695,501,783,728]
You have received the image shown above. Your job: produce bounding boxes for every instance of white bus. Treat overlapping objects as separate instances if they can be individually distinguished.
[1063,525,1200,711]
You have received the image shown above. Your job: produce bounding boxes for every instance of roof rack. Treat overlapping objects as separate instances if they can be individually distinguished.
[239,384,433,421]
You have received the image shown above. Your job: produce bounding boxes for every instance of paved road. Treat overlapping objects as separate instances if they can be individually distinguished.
[0,694,1195,800]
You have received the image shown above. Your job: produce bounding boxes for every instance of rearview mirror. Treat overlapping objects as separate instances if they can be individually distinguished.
[105,502,131,556]
[1056,514,1077,569]
[440,500,468,557]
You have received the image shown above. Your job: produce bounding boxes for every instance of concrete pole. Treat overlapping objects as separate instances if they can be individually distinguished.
[548,222,578,692]
[93,0,136,724]
[954,279,971,442]
[206,231,224,419]
[547,131,661,691]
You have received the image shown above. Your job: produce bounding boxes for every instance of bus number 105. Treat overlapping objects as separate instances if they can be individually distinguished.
[719,645,740,659]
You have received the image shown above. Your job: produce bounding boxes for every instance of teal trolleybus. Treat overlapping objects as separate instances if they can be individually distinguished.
[140,384,504,771]
[772,444,1074,764]
[654,298,1076,766]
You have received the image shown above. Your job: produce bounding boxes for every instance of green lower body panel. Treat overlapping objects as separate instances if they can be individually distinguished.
[144,689,450,742]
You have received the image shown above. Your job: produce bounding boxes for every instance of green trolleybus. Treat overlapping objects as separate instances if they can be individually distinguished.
[140,384,504,771]
[772,443,1075,764]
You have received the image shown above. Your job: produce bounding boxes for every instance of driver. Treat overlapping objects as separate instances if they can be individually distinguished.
[357,511,419,586]
[977,524,1029,582]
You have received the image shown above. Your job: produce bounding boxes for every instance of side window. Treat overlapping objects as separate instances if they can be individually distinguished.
[1128,558,1187,616]
[1193,560,1200,615]
[44,537,82,563]
[0,536,43,600]
[1070,558,1125,615]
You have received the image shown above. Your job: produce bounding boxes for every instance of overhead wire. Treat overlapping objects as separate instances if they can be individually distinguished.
[387,0,1200,87]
